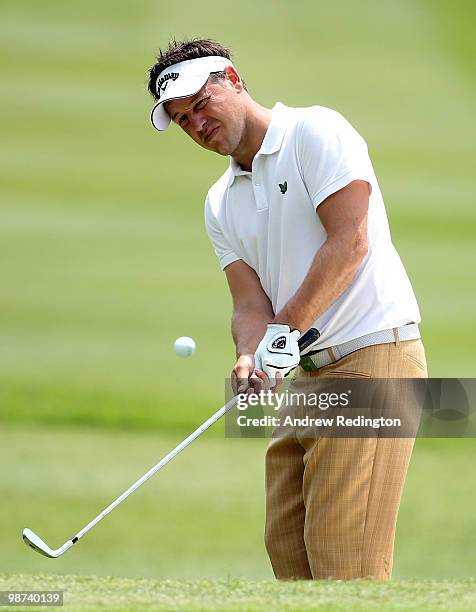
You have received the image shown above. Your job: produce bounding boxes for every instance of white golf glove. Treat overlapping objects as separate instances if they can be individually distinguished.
[254,324,301,386]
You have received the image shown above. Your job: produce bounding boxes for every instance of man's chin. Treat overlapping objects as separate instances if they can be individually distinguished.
[206,140,231,156]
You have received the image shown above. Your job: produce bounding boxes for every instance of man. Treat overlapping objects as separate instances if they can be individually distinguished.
[147,39,427,580]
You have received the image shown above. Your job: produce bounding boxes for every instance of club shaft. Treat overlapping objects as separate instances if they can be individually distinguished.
[70,331,314,544]
[73,395,239,542]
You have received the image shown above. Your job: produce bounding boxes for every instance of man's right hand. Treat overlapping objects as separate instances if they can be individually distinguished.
[231,354,269,395]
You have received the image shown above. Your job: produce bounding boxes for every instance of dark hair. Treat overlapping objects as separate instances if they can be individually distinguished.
[147,38,242,100]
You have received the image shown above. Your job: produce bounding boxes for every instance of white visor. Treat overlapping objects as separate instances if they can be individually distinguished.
[150,56,234,132]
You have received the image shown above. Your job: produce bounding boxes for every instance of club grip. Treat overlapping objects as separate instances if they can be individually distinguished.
[298,328,320,352]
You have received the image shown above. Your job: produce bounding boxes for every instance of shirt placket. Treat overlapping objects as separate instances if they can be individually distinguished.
[252,158,268,211]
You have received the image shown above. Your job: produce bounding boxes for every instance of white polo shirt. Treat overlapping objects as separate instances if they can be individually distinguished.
[204,102,421,351]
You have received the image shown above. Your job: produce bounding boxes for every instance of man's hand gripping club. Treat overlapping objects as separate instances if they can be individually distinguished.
[254,323,301,387]
[234,324,301,394]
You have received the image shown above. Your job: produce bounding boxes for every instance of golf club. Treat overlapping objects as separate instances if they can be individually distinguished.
[22,328,319,558]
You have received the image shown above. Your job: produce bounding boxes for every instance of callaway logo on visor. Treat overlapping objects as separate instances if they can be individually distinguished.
[271,336,287,350]
[157,72,179,99]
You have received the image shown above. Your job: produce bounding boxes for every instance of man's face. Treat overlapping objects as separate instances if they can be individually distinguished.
[164,72,246,156]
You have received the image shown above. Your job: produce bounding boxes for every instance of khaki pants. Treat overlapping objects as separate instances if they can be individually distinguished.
[264,336,427,580]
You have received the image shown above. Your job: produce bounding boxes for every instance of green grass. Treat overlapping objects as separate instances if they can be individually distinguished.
[1,425,475,581]
[1,573,476,610]
[0,1,475,604]
[1,0,475,433]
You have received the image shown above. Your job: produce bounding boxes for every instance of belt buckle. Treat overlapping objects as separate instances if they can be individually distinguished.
[299,353,320,372]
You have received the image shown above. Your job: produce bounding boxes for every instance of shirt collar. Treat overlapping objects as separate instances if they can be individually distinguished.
[227,102,289,186]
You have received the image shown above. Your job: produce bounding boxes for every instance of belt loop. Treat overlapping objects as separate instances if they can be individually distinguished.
[393,327,400,346]
[327,347,337,362]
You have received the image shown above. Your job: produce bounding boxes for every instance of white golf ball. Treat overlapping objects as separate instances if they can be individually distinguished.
[174,336,196,358]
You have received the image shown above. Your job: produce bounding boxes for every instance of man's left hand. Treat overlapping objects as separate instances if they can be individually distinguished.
[254,323,301,389]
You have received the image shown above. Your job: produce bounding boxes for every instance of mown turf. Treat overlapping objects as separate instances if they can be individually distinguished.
[1,0,475,433]
[1,573,476,611]
[1,1,475,601]
[2,425,475,580]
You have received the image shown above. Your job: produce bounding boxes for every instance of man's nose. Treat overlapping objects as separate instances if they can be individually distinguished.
[189,111,207,134]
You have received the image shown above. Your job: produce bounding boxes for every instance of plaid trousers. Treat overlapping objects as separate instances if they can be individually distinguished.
[264,335,427,580]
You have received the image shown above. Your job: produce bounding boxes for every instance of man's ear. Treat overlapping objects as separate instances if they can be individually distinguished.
[224,65,244,92]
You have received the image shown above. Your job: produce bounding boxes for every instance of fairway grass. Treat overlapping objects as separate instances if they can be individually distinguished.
[1,2,475,608]
[1,0,476,437]
[1,573,476,611]
[2,425,476,581]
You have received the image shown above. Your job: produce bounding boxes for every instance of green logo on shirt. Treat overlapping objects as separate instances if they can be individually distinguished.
[278,181,288,194]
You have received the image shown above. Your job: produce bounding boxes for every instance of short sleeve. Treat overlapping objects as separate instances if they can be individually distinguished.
[298,108,373,209]
[204,194,240,270]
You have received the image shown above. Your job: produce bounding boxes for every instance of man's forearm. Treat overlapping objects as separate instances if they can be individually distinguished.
[232,308,274,357]
[274,235,367,332]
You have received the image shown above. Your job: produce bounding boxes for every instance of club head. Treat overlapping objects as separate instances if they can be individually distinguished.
[23,528,58,558]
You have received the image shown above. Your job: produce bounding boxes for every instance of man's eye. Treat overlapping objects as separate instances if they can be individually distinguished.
[195,97,209,111]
